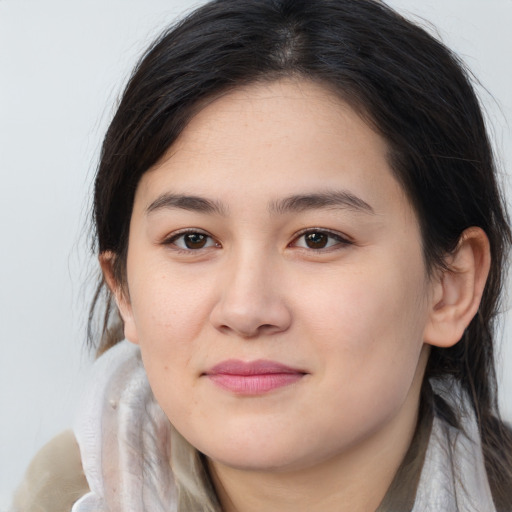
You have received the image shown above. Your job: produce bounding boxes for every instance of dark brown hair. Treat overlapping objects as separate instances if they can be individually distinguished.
[89,0,512,507]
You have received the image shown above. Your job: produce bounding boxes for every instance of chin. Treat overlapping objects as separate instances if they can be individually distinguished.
[209,451,301,473]
[199,434,326,474]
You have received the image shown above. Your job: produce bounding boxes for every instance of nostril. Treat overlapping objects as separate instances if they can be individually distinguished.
[259,323,283,334]
[215,322,286,339]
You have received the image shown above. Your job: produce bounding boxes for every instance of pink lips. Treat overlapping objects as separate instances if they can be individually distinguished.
[204,359,305,395]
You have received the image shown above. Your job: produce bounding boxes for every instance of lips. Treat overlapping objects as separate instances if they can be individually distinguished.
[204,359,306,395]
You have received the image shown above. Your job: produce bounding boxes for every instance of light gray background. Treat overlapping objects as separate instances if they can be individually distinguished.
[1,0,511,508]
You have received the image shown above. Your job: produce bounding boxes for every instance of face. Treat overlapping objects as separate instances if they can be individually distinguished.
[118,79,437,473]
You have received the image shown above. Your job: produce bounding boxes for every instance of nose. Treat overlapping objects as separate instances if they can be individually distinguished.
[209,252,292,338]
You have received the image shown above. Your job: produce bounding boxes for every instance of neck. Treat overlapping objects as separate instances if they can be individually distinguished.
[208,370,425,512]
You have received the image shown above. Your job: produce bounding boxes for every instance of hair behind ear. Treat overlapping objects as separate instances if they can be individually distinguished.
[88,275,125,356]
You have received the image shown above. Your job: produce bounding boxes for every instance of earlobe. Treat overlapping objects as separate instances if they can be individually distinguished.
[98,251,139,344]
[423,227,490,348]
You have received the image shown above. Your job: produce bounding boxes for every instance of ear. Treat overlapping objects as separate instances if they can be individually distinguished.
[99,251,139,344]
[423,227,491,348]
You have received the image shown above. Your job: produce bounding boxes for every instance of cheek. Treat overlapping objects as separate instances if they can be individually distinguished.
[125,267,217,405]
[292,253,429,391]
[293,286,427,449]
[295,260,426,343]
[129,270,209,423]
[129,261,214,338]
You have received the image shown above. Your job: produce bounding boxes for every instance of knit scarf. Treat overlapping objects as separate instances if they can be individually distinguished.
[71,341,496,512]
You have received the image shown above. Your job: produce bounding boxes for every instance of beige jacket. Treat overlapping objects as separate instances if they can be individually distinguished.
[11,430,89,512]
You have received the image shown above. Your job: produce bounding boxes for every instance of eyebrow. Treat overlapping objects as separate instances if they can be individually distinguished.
[268,191,375,215]
[145,190,374,217]
[146,193,228,216]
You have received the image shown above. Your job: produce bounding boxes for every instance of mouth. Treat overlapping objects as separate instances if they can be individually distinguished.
[203,359,307,395]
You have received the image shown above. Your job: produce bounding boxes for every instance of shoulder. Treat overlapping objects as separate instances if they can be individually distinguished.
[11,430,90,512]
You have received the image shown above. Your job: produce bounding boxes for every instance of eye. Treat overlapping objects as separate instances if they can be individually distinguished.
[292,229,351,250]
[166,231,219,250]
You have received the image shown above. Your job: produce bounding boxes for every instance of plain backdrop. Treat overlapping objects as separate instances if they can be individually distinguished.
[1,0,511,508]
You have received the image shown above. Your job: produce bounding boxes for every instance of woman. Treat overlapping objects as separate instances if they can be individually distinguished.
[12,0,512,510]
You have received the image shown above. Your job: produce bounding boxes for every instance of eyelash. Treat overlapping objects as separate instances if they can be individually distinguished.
[163,228,352,253]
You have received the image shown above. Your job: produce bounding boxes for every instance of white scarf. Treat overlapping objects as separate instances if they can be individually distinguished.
[72,341,177,512]
[72,341,496,512]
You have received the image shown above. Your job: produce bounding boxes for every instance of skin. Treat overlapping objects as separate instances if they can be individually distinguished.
[104,79,490,512]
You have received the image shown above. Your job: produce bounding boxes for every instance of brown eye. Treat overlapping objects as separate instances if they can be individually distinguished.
[304,232,329,249]
[292,229,351,251]
[168,231,218,250]
[184,233,208,249]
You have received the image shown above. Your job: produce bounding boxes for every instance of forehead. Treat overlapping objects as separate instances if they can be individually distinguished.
[135,78,410,221]
[169,79,384,165]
